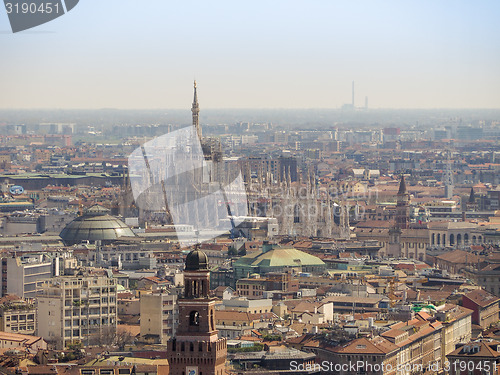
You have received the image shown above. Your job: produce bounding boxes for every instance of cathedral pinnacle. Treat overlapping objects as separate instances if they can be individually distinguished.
[192,80,201,139]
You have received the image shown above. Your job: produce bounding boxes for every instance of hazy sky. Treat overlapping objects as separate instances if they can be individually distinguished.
[1,1,500,109]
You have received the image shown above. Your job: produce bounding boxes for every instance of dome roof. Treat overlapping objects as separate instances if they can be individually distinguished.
[234,244,325,269]
[185,249,209,271]
[60,205,136,245]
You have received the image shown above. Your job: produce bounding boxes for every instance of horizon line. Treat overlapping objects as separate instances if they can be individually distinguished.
[1,107,500,111]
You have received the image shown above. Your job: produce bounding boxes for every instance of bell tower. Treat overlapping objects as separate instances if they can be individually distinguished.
[167,248,227,375]
[395,175,410,230]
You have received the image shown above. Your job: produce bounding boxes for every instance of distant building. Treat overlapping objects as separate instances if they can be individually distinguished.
[0,331,47,351]
[357,177,429,260]
[462,289,500,329]
[330,336,399,375]
[140,291,178,344]
[220,297,273,314]
[465,264,500,297]
[59,205,136,246]
[0,295,37,335]
[36,271,118,349]
[446,341,499,375]
[435,304,473,361]
[0,255,52,298]
[233,243,326,281]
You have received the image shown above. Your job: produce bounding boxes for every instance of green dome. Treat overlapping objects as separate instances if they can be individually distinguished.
[233,244,325,279]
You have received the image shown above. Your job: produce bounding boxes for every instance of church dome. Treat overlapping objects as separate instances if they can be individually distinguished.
[60,205,136,245]
[185,249,209,271]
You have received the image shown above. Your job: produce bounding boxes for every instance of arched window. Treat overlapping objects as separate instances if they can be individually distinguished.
[437,233,441,245]
[472,235,477,244]
[190,342,194,352]
[457,233,462,245]
[464,233,469,244]
[449,234,454,246]
[189,311,200,326]
[431,233,435,245]
[294,204,301,223]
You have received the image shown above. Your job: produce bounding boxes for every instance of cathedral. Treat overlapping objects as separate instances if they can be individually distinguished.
[244,168,350,239]
[121,81,350,240]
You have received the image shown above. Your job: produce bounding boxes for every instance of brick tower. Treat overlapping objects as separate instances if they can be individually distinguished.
[395,175,410,230]
[166,248,227,375]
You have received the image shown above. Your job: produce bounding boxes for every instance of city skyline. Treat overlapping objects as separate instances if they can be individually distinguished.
[1,1,500,109]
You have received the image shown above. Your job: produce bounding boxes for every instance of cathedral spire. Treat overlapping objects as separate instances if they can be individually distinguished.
[192,80,201,139]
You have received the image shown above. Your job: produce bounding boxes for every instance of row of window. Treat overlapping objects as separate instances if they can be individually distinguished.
[5,314,35,321]
[7,325,34,331]
[238,284,264,289]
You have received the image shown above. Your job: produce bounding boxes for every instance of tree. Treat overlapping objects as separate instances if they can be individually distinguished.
[89,325,117,347]
[116,329,135,350]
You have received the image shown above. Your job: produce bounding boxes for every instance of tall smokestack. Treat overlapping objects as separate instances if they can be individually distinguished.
[352,81,355,107]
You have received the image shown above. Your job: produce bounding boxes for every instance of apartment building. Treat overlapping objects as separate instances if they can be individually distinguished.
[37,271,117,349]
[462,289,500,329]
[435,304,473,363]
[139,291,178,344]
[0,295,37,335]
[1,255,52,298]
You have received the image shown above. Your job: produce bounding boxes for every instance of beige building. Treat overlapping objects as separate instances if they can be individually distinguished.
[1,255,52,298]
[435,304,473,363]
[36,272,118,349]
[139,291,177,344]
[355,226,429,260]
[465,263,500,297]
[236,277,266,299]
[329,336,400,375]
[0,295,37,335]
[117,296,140,316]
[219,297,273,314]
[0,331,47,351]
[429,221,485,248]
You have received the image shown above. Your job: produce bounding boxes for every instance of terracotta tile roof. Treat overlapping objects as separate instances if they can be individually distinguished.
[463,289,500,308]
[334,336,398,355]
[436,249,483,264]
[448,341,500,358]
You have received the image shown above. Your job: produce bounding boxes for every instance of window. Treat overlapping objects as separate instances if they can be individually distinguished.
[189,311,200,326]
